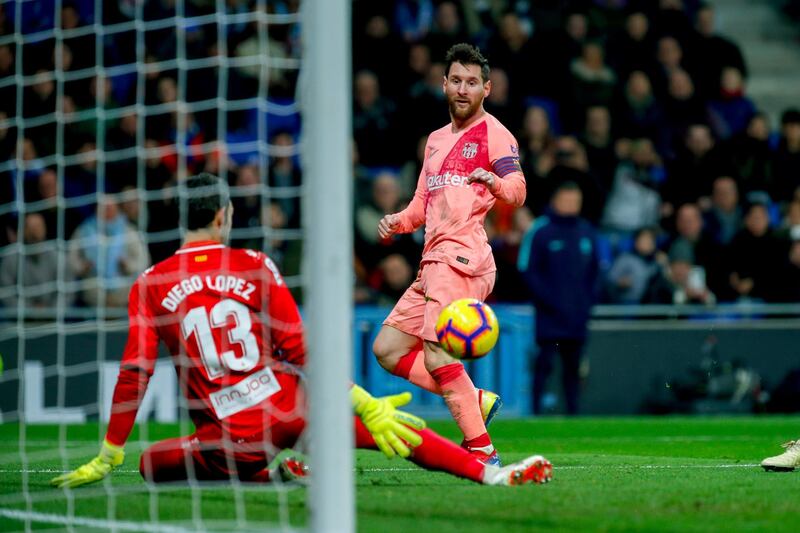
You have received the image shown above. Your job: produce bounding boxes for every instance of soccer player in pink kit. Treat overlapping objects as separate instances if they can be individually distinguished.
[51,173,552,489]
[373,44,526,465]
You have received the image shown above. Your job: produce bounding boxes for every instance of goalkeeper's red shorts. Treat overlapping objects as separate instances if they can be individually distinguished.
[139,373,306,482]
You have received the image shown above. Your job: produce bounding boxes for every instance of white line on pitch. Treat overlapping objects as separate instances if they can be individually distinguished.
[2,463,764,475]
[0,508,300,533]
[0,508,195,533]
[0,469,143,473]
[360,463,763,471]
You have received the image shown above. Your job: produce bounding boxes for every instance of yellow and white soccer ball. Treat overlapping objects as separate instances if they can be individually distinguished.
[435,298,499,360]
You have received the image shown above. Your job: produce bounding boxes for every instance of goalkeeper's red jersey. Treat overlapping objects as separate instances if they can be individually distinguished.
[107,240,305,445]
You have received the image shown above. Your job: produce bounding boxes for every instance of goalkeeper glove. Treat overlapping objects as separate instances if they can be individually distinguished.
[50,440,125,489]
[351,384,426,459]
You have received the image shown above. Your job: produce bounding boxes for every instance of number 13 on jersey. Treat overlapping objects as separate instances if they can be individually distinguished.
[181,299,261,379]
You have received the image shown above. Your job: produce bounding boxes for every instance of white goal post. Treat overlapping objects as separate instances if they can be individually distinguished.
[301,0,355,532]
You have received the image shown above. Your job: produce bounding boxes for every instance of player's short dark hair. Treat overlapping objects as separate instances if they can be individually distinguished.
[444,43,490,83]
[183,173,230,231]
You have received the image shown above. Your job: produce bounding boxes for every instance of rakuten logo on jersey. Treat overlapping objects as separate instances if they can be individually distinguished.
[427,172,470,191]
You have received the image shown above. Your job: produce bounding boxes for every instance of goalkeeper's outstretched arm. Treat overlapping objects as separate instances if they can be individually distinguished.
[51,280,158,488]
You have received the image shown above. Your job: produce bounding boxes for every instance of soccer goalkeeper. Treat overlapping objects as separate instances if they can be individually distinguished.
[52,174,551,488]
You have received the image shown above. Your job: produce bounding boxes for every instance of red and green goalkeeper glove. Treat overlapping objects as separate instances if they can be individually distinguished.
[50,440,125,489]
[350,384,426,459]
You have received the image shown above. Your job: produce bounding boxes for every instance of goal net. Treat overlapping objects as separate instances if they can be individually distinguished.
[0,0,353,531]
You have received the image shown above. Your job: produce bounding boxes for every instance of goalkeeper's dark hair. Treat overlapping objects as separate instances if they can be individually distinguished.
[444,43,490,83]
[182,173,230,231]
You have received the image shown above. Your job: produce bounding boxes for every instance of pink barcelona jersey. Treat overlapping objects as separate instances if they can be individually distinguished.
[396,112,526,276]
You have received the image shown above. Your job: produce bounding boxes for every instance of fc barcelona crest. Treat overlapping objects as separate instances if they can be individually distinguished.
[462,142,478,159]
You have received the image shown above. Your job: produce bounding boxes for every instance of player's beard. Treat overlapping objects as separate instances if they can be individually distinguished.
[448,94,482,121]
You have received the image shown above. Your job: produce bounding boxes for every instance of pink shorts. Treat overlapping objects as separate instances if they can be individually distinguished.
[384,262,495,343]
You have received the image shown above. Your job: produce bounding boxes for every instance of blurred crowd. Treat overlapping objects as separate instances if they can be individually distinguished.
[0,0,304,310]
[2,0,800,312]
[351,0,800,306]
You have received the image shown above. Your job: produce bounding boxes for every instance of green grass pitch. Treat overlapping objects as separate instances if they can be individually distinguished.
[1,417,799,532]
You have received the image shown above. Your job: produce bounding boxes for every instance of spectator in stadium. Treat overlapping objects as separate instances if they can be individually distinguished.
[231,164,262,249]
[484,68,520,135]
[141,54,166,106]
[662,124,724,212]
[616,71,665,148]
[23,70,57,156]
[518,182,599,415]
[580,105,617,192]
[355,172,403,250]
[119,186,142,228]
[107,113,140,188]
[60,3,95,71]
[394,0,435,43]
[643,238,716,305]
[67,195,150,307]
[401,43,432,92]
[84,76,121,138]
[260,201,302,282]
[650,36,688,99]
[53,43,86,110]
[607,11,654,79]
[355,171,420,275]
[35,168,59,240]
[667,203,720,284]
[0,213,63,311]
[663,70,707,154]
[491,206,534,303]
[372,253,415,307]
[520,105,557,216]
[726,201,784,302]
[567,40,616,129]
[424,1,469,59]
[531,10,588,101]
[397,135,428,200]
[772,239,800,303]
[64,141,101,235]
[652,0,694,48]
[353,70,400,167]
[0,110,14,162]
[16,138,45,194]
[706,67,756,140]
[268,131,302,227]
[601,138,663,236]
[773,109,800,204]
[142,139,174,192]
[145,76,178,140]
[353,13,405,97]
[776,200,800,242]
[703,176,742,247]
[235,13,292,98]
[689,2,747,99]
[164,111,205,174]
[605,227,664,305]
[0,45,15,117]
[545,136,604,224]
[404,61,449,142]
[724,112,774,196]
[487,12,537,101]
